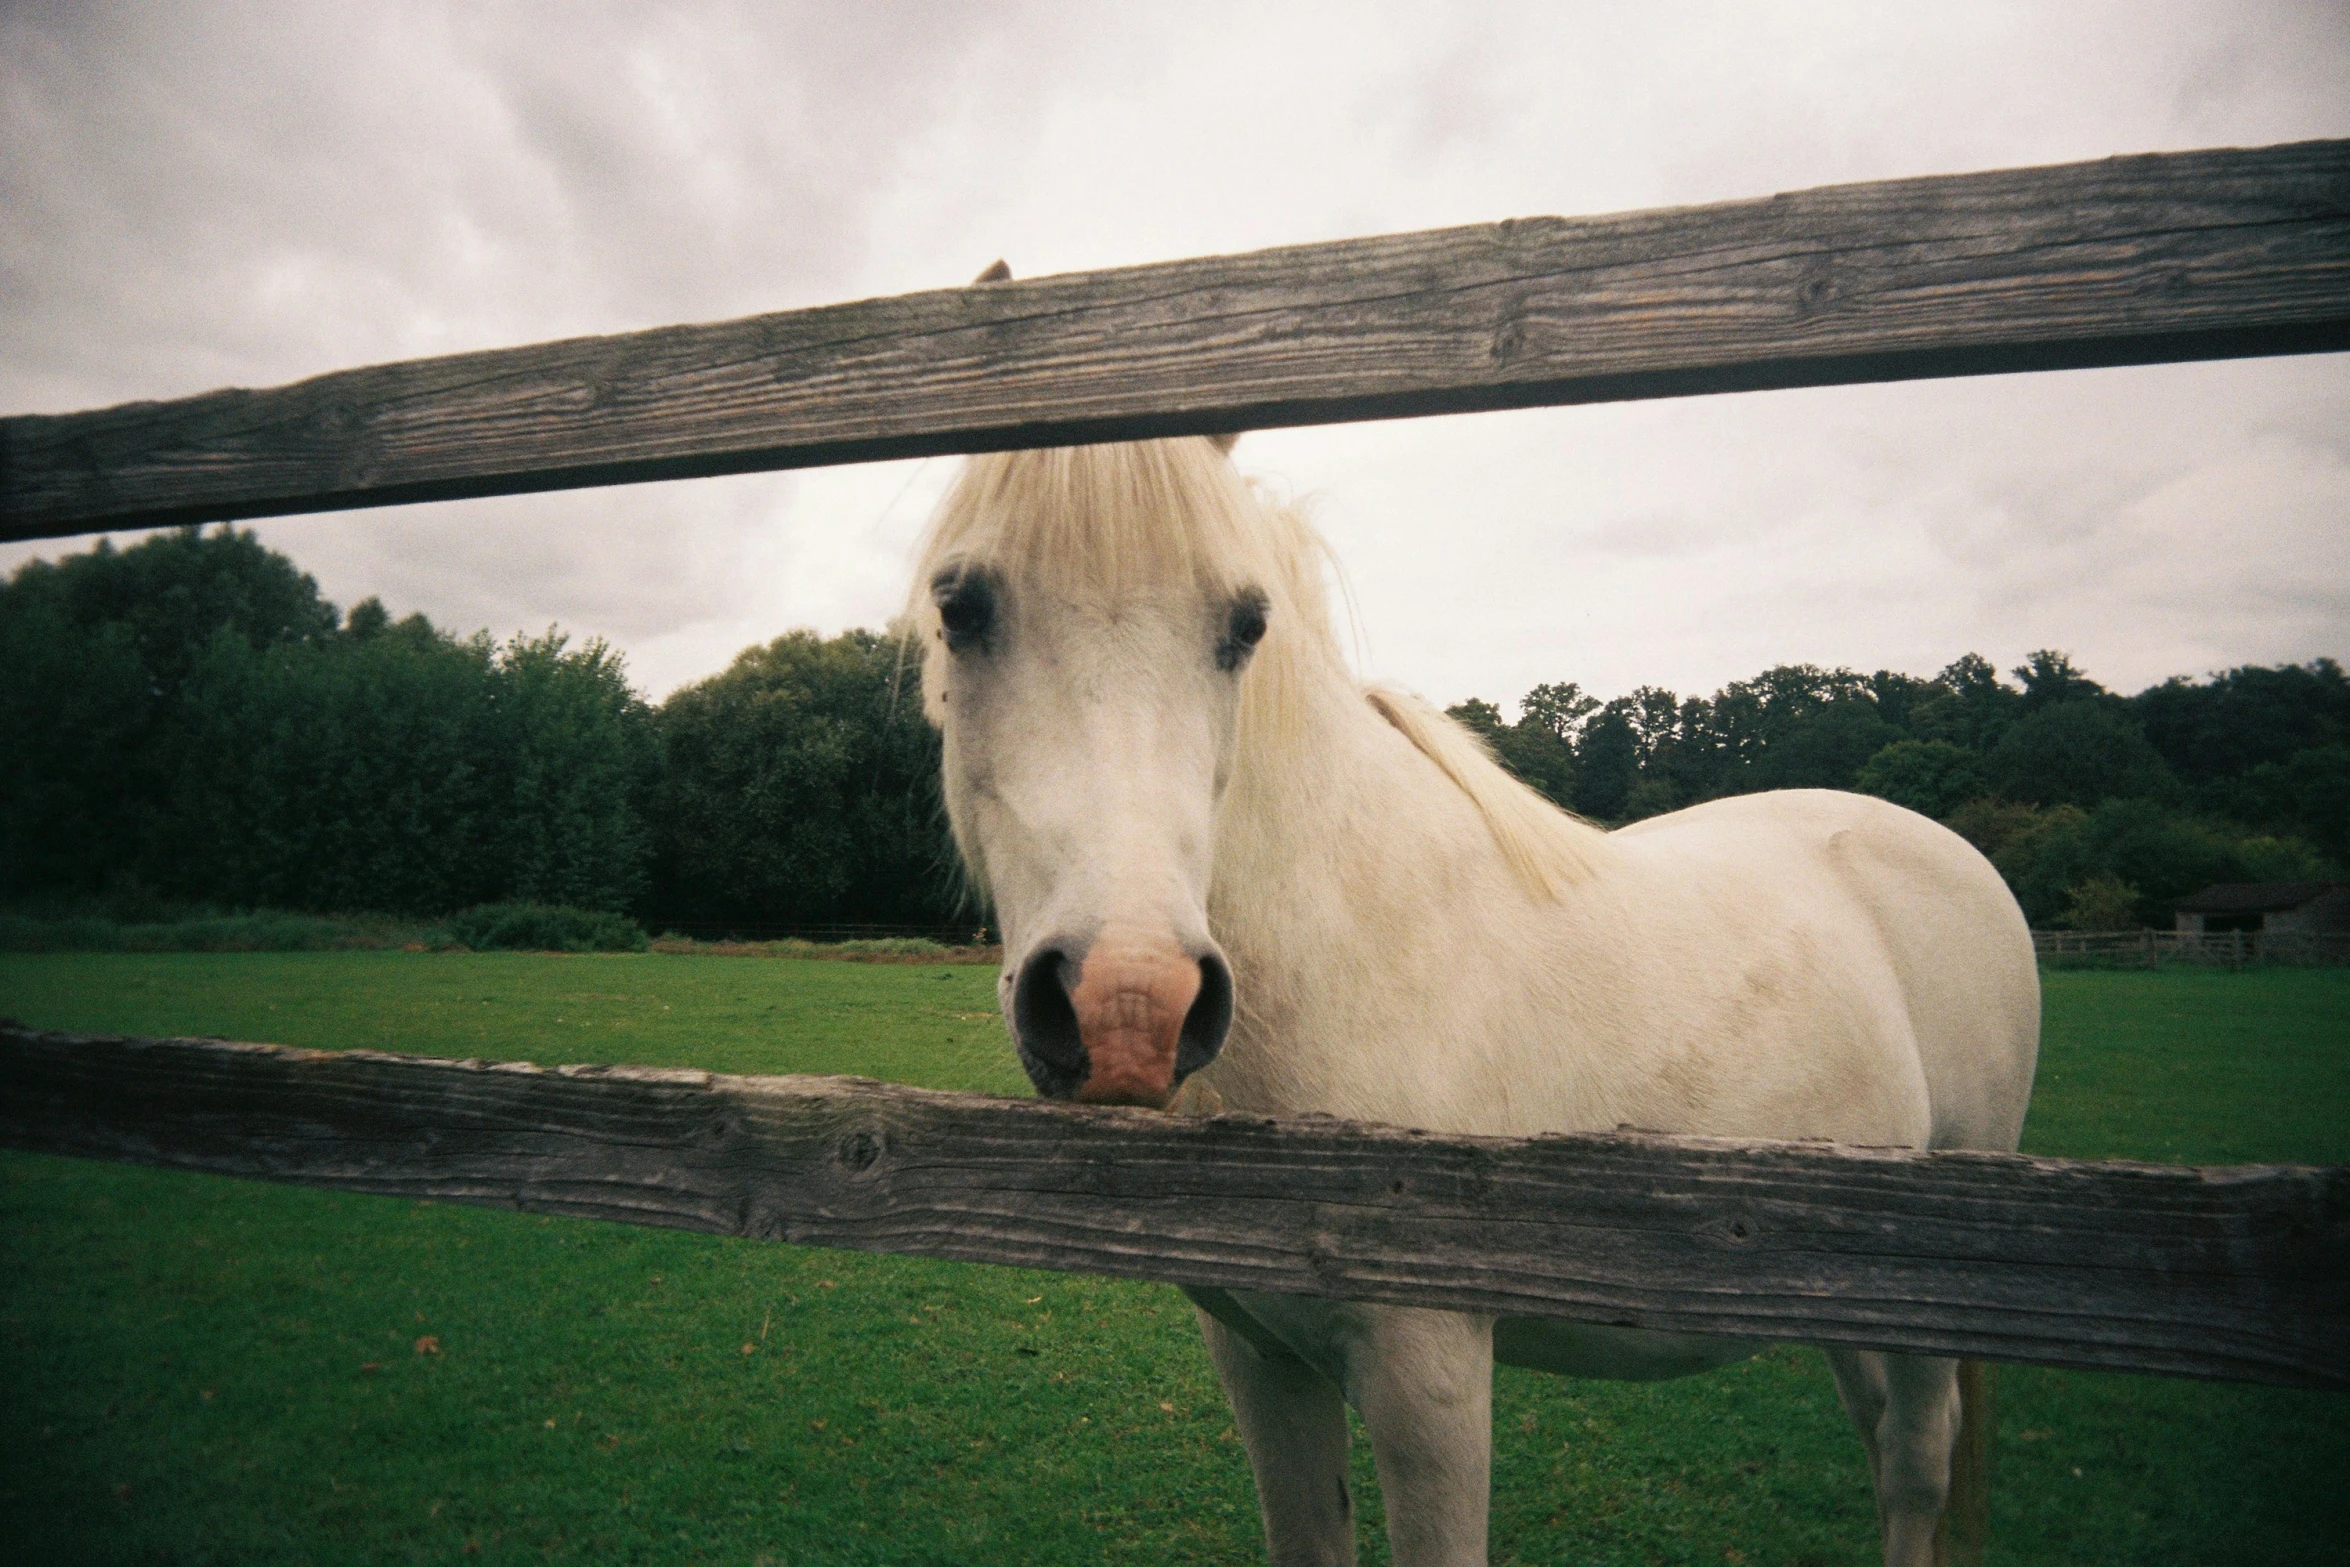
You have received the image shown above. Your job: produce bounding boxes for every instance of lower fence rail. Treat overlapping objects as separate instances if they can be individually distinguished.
[1,1022,2343,1391]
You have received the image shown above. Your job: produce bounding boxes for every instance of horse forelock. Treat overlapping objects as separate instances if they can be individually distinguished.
[906,438,1342,728]
[910,437,1310,606]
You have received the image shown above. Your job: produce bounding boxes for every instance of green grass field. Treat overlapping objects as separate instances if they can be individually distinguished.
[3,955,2346,1565]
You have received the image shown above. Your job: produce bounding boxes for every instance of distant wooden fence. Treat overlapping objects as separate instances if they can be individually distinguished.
[2035,928,2350,967]
[2,143,2347,1419]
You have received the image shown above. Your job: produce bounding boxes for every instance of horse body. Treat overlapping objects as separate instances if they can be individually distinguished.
[909,435,2039,1567]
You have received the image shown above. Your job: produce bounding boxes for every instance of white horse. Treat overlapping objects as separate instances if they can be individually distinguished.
[906,434,2039,1567]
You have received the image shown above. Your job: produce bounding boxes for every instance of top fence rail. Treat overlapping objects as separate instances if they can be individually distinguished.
[3,140,2347,544]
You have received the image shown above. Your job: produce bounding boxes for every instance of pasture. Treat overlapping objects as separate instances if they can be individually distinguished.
[2,952,2345,1565]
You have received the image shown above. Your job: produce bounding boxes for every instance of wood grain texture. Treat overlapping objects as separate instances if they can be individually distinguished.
[5,140,2346,542]
[4,1025,2344,1390]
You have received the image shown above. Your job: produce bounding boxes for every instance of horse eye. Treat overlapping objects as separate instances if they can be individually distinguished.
[1217,592,1270,672]
[932,572,996,653]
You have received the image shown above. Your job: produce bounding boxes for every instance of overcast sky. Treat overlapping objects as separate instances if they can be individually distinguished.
[5,1,2346,710]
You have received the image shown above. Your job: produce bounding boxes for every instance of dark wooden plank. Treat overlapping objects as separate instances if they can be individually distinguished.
[5,140,2346,543]
[4,1025,2343,1389]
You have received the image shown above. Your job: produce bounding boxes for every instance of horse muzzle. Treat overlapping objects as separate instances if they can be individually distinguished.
[1009,927,1232,1107]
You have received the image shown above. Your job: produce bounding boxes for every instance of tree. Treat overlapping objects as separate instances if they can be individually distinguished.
[3,530,657,916]
[1745,700,1898,792]
[1573,701,1640,820]
[9,525,338,697]
[150,619,654,915]
[2235,745,2350,863]
[1986,700,2175,808]
[1865,669,1942,734]
[1445,698,1505,740]
[1943,797,2052,861]
[1854,740,1987,819]
[157,619,508,913]
[343,596,392,640]
[0,585,152,895]
[1518,681,1600,742]
[651,629,954,929]
[1907,653,2019,752]
[1991,798,2254,927]
[2133,659,2349,789]
[495,631,657,912]
[1446,690,1579,808]
[2012,649,2104,712]
[1,526,344,901]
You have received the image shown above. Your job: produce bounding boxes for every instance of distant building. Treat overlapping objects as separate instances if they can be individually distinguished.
[2172,883,2350,936]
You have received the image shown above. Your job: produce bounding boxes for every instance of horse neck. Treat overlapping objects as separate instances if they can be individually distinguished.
[1208,662,1550,1110]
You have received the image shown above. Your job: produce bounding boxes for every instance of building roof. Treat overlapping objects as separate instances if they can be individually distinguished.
[2172,882,2345,915]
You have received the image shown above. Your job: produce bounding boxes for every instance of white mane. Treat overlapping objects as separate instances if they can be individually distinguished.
[906,437,1605,894]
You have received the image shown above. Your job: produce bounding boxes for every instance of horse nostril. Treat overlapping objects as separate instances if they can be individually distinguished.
[1178,951,1233,1079]
[1011,947,1087,1098]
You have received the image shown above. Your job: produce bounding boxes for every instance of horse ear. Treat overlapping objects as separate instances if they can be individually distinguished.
[971,259,1012,284]
[1209,432,1241,455]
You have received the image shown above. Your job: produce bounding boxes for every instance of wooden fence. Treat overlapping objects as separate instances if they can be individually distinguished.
[2033,928,2350,967]
[3,142,2348,1411]
[4,139,2346,543]
[3,1024,2343,1392]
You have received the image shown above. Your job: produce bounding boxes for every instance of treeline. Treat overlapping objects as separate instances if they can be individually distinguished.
[0,528,957,930]
[7,528,2340,934]
[1449,651,2346,928]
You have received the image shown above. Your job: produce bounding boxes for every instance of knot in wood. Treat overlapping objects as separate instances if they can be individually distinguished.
[1705,1212,1759,1246]
[835,1128,884,1174]
[1490,313,1529,364]
[1792,261,1840,317]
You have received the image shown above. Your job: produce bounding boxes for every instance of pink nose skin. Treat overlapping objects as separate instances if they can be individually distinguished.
[1069,936,1204,1108]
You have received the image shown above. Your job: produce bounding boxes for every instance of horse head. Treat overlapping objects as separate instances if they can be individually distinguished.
[908,436,1293,1108]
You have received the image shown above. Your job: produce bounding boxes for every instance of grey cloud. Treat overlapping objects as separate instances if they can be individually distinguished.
[0,0,1080,413]
[1575,509,1739,560]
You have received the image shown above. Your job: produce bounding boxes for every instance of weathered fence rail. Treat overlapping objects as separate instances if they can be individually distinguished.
[4,138,2346,543]
[4,1023,2344,1392]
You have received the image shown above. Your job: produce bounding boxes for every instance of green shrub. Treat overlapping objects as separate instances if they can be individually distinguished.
[0,908,438,953]
[0,914,115,952]
[2056,874,2144,931]
[442,902,647,953]
[828,936,951,957]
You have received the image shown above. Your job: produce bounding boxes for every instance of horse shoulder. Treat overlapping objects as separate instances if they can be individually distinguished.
[1611,791,2035,1150]
[1578,797,1933,1144]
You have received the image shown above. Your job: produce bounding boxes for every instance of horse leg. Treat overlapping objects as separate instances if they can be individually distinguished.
[1333,1305,1495,1567]
[1194,1300,1357,1567]
[1825,1348,1962,1567]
